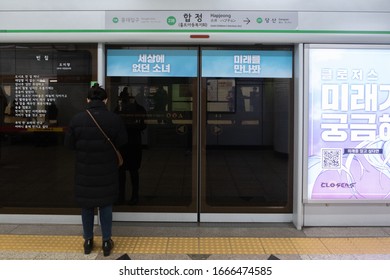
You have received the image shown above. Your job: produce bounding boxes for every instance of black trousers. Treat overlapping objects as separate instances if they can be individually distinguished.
[118,167,139,203]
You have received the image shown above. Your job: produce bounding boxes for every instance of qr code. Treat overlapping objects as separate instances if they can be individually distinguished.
[322,148,342,169]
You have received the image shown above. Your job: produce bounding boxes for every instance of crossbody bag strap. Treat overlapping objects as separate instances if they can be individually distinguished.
[86,109,118,152]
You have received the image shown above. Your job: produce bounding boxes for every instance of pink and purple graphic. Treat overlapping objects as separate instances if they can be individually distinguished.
[307,45,390,201]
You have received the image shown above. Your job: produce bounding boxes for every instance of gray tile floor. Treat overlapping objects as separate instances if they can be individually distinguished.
[1,222,390,260]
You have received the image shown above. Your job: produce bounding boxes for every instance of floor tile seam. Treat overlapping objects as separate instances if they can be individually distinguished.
[318,238,336,255]
[318,237,387,254]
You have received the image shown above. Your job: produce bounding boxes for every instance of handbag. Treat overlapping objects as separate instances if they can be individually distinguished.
[86,109,123,167]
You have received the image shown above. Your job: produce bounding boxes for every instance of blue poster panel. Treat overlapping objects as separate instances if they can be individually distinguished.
[201,50,292,78]
[107,49,198,77]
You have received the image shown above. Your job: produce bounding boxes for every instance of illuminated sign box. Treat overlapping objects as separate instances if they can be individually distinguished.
[201,50,292,78]
[106,49,198,77]
[305,44,390,202]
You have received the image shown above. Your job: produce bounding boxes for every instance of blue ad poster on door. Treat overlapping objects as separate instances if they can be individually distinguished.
[201,50,292,78]
[106,49,198,77]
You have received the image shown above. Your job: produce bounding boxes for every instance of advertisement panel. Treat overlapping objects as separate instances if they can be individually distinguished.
[201,50,292,78]
[306,45,390,201]
[106,49,198,77]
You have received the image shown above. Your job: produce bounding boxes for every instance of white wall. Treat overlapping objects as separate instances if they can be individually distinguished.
[1,0,390,11]
[1,0,390,44]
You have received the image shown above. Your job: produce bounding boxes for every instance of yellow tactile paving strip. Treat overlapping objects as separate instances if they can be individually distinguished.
[1,235,390,255]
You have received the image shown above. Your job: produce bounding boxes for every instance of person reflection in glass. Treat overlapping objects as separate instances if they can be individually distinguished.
[115,87,147,205]
[154,85,168,112]
[250,87,260,112]
[153,85,168,124]
[227,86,235,112]
[236,87,245,112]
[46,101,58,125]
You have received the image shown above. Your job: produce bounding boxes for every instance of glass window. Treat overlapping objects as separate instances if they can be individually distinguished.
[200,46,294,212]
[105,46,198,213]
[0,44,97,211]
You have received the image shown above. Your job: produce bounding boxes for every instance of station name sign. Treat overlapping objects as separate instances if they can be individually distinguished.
[105,11,298,31]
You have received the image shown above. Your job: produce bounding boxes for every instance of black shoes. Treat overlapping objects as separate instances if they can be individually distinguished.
[84,238,114,256]
[103,239,114,257]
[83,238,93,254]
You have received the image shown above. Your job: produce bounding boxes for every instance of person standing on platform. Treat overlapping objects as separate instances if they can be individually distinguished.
[65,84,127,257]
[115,88,147,205]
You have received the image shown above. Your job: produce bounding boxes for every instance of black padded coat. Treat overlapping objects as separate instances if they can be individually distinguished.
[65,100,127,208]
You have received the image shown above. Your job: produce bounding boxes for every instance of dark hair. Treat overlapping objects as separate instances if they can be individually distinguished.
[87,83,107,101]
[119,87,129,99]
